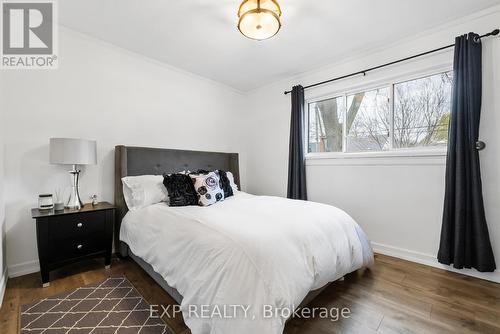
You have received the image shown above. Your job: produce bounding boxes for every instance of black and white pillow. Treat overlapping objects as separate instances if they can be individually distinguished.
[192,169,234,199]
[226,171,239,193]
[216,170,234,198]
[162,173,198,207]
[191,172,225,206]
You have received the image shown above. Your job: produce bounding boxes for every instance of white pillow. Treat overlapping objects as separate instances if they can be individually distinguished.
[122,175,168,211]
[191,172,225,206]
[226,171,239,192]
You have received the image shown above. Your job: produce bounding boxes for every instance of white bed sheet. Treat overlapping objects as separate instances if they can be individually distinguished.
[120,192,373,334]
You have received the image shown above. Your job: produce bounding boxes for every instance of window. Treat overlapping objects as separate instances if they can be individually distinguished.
[347,88,390,152]
[307,71,452,154]
[308,96,345,153]
[394,72,452,148]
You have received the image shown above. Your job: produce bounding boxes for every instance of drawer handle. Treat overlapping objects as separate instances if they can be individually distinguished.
[77,223,83,228]
[77,244,83,250]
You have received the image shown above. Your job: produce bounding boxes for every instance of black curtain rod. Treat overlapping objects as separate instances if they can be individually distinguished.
[284,29,499,95]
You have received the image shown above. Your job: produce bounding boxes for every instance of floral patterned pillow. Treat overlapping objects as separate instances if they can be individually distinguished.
[191,172,225,206]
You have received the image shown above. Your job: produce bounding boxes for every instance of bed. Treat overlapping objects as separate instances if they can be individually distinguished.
[114,145,373,334]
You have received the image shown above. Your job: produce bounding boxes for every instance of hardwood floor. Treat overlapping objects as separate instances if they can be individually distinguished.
[1,254,499,334]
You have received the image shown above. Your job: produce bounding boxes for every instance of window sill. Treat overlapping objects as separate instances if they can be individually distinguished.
[305,149,447,166]
[306,149,447,159]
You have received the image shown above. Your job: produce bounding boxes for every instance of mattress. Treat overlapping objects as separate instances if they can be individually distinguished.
[120,191,373,334]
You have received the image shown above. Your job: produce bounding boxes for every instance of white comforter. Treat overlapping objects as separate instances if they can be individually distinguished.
[120,192,373,334]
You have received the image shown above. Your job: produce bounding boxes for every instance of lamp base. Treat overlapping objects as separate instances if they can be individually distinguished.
[66,165,83,210]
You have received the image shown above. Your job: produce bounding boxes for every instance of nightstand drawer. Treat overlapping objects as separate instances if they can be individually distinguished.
[49,237,105,262]
[48,211,105,240]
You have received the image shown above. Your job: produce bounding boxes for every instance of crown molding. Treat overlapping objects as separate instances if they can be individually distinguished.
[57,25,246,96]
[247,4,500,95]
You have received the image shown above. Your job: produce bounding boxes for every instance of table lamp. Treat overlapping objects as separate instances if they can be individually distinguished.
[49,138,97,209]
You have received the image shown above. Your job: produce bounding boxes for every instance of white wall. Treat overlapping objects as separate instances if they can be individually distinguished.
[2,27,247,277]
[244,8,500,282]
[0,71,7,304]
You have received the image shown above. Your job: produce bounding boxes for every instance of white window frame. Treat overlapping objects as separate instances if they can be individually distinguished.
[305,64,453,160]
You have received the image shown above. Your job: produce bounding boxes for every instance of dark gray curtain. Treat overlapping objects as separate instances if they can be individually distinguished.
[438,33,496,272]
[287,85,307,200]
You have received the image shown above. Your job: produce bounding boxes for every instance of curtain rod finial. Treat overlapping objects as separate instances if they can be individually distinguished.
[492,29,499,36]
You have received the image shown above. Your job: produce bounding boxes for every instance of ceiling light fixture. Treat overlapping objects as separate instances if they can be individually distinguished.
[238,0,282,40]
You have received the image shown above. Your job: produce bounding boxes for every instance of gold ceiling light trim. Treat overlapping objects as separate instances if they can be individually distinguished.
[237,0,282,40]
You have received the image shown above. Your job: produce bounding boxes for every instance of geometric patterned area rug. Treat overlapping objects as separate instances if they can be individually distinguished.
[19,276,174,333]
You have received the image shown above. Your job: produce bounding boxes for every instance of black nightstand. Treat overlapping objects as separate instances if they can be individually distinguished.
[31,202,115,287]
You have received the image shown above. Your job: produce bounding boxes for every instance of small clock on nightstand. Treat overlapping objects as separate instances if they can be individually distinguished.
[31,202,115,287]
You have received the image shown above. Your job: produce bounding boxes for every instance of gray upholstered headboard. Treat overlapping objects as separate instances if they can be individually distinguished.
[114,145,240,253]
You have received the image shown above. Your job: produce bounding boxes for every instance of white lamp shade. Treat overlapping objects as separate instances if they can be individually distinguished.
[49,138,97,165]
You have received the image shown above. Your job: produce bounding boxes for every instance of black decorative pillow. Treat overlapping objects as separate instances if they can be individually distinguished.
[216,170,233,198]
[162,173,198,207]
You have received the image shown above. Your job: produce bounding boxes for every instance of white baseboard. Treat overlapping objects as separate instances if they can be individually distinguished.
[8,260,40,278]
[0,268,8,308]
[372,242,500,283]
[6,244,500,285]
